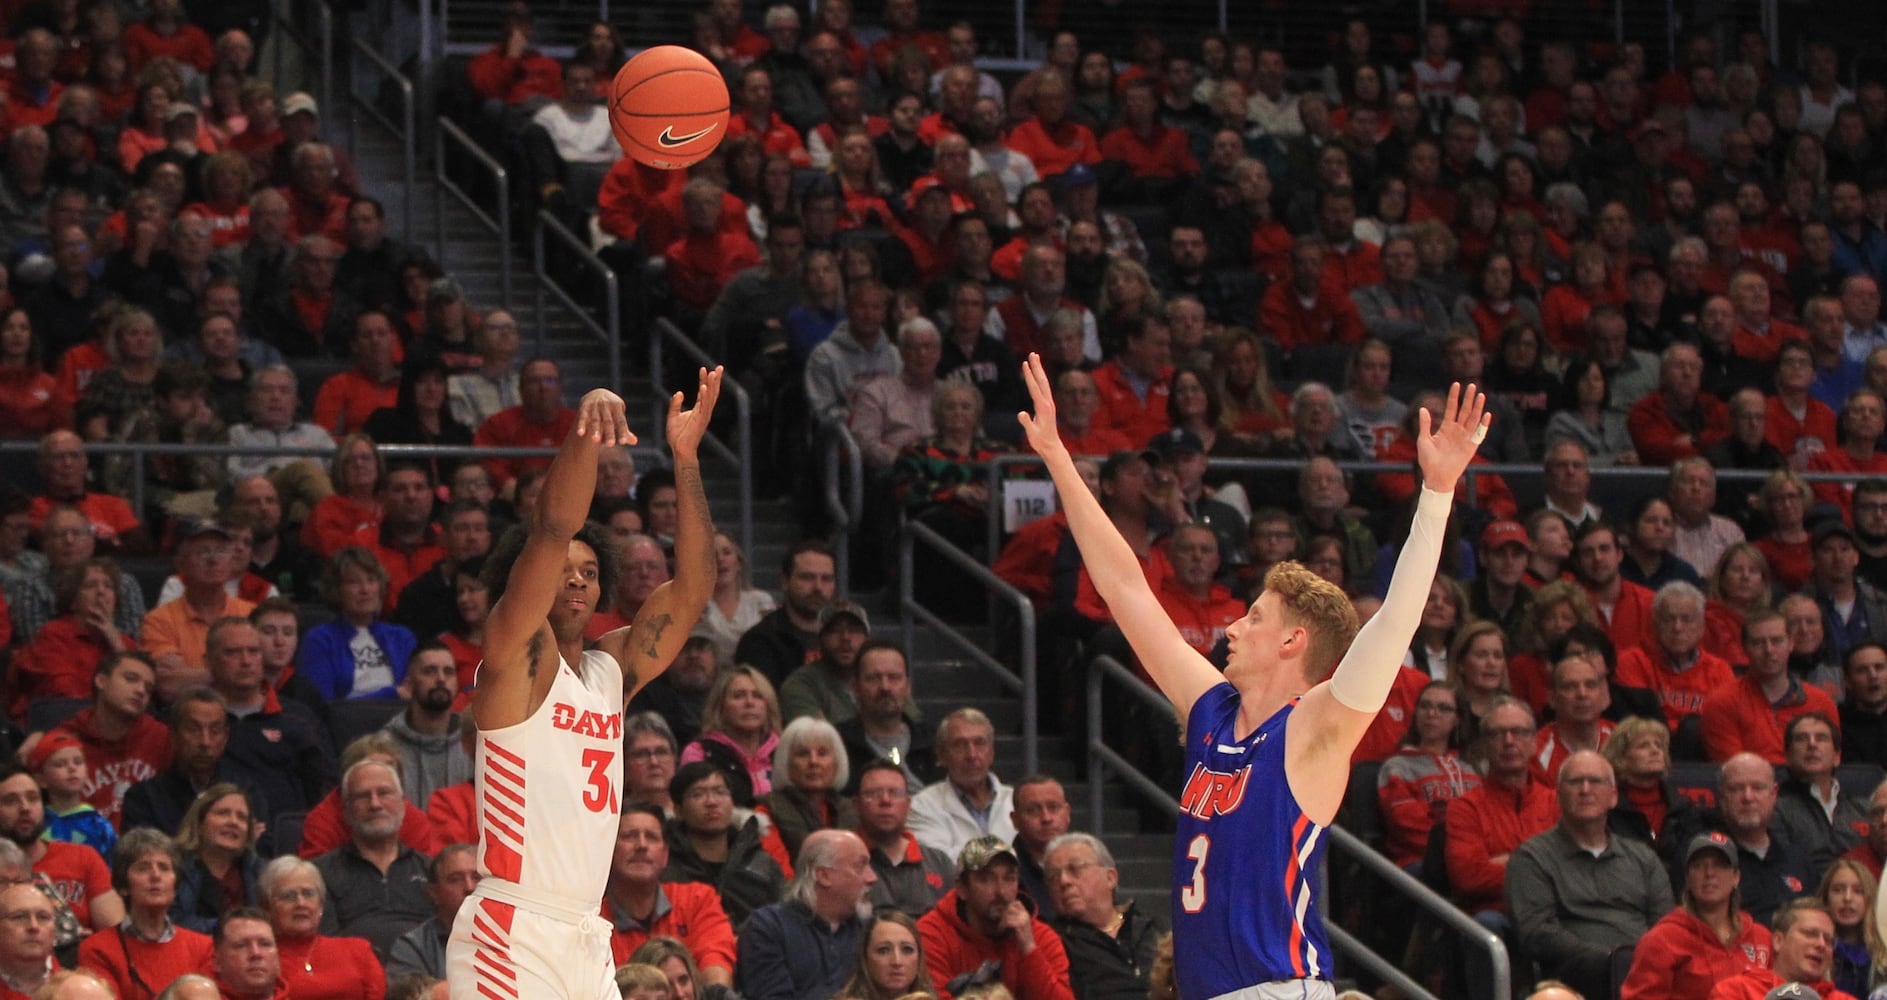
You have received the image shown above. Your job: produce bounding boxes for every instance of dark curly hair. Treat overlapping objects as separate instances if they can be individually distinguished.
[481,521,620,611]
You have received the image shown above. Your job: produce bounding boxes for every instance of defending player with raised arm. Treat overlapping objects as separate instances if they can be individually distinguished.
[446,368,720,1000]
[1019,353,1487,997]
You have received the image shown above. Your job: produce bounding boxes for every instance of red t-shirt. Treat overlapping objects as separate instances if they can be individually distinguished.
[1098,124,1199,179]
[312,369,399,436]
[474,406,578,487]
[663,232,763,311]
[1005,118,1101,178]
[35,840,111,926]
[26,493,139,548]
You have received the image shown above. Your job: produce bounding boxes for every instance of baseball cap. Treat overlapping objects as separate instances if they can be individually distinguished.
[1683,831,1738,870]
[1762,984,1814,1000]
[1813,519,1858,549]
[282,92,319,118]
[26,731,82,774]
[1058,164,1098,190]
[818,600,870,634]
[1099,449,1153,481]
[163,103,200,122]
[426,277,467,305]
[1146,427,1205,460]
[1481,520,1530,551]
[957,835,1020,873]
[177,519,232,543]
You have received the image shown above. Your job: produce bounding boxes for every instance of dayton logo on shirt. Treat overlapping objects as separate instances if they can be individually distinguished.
[550,703,623,740]
[1179,763,1252,819]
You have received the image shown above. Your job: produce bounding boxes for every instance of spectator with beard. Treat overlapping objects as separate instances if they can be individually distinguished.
[990,246,1099,362]
[1060,220,1106,312]
[780,602,872,725]
[380,642,470,809]
[1840,644,1887,769]
[966,97,1037,204]
[229,476,319,602]
[0,761,121,932]
[628,639,717,751]
[734,542,838,691]
[309,759,431,955]
[736,831,876,1000]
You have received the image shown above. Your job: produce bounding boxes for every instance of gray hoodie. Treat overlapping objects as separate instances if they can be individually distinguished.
[383,711,472,809]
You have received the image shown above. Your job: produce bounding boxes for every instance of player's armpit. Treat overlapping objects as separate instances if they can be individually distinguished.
[1283,683,1378,826]
[599,584,697,700]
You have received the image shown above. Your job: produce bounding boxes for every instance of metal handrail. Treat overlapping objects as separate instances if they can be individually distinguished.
[820,418,864,596]
[1085,653,1511,1000]
[648,318,756,561]
[270,0,333,129]
[980,451,1852,552]
[347,36,416,239]
[900,520,1039,776]
[533,210,622,389]
[434,116,512,309]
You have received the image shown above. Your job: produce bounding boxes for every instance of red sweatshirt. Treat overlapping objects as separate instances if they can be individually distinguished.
[1257,280,1366,352]
[1089,360,1172,446]
[993,512,1067,610]
[1700,674,1838,764]
[276,933,386,1000]
[9,617,123,720]
[300,493,379,558]
[1377,747,1482,867]
[918,888,1076,1000]
[1614,645,1737,729]
[1586,579,1659,654]
[466,46,563,105]
[1764,395,1837,465]
[1098,124,1198,179]
[1807,448,1887,516]
[604,881,739,973]
[474,405,578,488]
[1351,667,1432,765]
[1005,118,1101,178]
[54,708,170,828]
[427,781,475,846]
[78,924,214,1000]
[1619,907,1772,1000]
[1627,390,1731,465]
[296,788,440,858]
[1154,576,1246,657]
[1442,778,1559,914]
[664,231,763,311]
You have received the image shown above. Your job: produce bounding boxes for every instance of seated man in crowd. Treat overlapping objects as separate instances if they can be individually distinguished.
[735,831,876,1000]
[310,758,432,956]
[1772,712,1868,873]
[384,843,479,982]
[44,650,171,828]
[29,431,145,554]
[1700,610,1836,763]
[908,708,1016,859]
[853,760,954,917]
[3,504,148,644]
[1444,698,1559,934]
[603,804,737,982]
[917,835,1075,1000]
[141,520,256,702]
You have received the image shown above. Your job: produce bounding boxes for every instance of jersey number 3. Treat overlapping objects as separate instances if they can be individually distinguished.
[582,749,619,814]
[1181,834,1209,913]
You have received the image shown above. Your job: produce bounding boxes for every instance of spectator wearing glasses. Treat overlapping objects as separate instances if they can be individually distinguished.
[852,761,953,918]
[76,828,215,1000]
[0,882,58,999]
[1045,831,1167,1000]
[472,357,576,494]
[1444,698,1559,933]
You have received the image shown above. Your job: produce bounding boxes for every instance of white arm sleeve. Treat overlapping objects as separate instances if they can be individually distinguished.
[1328,486,1455,713]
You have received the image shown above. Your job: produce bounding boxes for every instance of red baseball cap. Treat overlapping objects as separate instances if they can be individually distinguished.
[1481,520,1531,551]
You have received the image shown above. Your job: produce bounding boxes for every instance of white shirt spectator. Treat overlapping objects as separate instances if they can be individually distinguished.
[905,774,1016,859]
[531,102,621,164]
[226,422,336,481]
[972,146,1039,204]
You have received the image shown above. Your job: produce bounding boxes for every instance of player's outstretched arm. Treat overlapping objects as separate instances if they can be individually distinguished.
[599,368,723,699]
[1017,354,1220,718]
[1289,383,1488,820]
[475,388,635,729]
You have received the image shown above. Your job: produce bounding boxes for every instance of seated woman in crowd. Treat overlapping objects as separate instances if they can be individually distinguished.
[1544,357,1636,467]
[363,356,473,492]
[0,307,68,440]
[298,546,417,701]
[260,855,387,1000]
[1620,827,1771,1000]
[696,533,775,668]
[1211,332,1292,444]
[758,716,856,861]
[835,911,937,1000]
[1377,682,1479,873]
[171,783,265,933]
[1601,716,1692,847]
[77,305,164,441]
[9,559,133,719]
[1619,495,1702,591]
[440,555,488,697]
[77,829,215,999]
[1402,576,1470,681]
[1449,620,1511,743]
[1455,251,1543,351]
[1704,543,1774,667]
[1506,580,1598,714]
[1751,470,1814,592]
[302,433,382,558]
[681,666,784,801]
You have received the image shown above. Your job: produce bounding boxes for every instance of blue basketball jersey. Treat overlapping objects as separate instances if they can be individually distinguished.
[1172,682,1330,998]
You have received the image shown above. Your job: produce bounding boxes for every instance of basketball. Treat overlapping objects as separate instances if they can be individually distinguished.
[610,46,731,171]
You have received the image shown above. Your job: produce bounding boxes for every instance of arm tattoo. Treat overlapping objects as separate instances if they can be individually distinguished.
[635,614,674,661]
[675,463,715,578]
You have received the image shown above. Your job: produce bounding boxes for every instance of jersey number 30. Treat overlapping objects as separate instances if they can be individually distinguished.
[582,749,619,814]
[1181,835,1209,913]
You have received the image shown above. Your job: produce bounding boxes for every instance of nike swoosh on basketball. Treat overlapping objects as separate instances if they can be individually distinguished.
[658,124,718,147]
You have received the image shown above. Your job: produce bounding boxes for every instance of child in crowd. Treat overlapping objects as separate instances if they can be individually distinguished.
[30,732,116,862]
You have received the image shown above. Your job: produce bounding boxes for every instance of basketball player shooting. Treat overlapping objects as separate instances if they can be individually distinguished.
[1018,354,1488,1000]
[445,369,722,1000]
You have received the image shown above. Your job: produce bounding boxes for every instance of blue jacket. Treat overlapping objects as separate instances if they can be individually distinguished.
[298,619,417,700]
[171,850,265,934]
[734,900,865,1000]
[1832,222,1887,284]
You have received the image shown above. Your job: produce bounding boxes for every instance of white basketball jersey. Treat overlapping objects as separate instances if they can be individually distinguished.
[474,648,625,905]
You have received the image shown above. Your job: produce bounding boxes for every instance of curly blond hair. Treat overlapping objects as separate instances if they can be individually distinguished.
[1263,561,1361,682]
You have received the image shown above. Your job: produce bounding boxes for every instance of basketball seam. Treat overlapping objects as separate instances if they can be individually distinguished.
[612,108,731,118]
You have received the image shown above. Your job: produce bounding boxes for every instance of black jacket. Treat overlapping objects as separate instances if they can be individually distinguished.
[733,608,819,691]
[1053,901,1170,1000]
[836,715,941,794]
[662,815,788,932]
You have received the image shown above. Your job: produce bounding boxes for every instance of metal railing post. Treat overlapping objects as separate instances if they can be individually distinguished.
[646,318,754,557]
[902,521,1038,775]
[348,37,416,239]
[318,1,333,135]
[433,125,447,269]
[532,218,548,354]
[433,118,511,310]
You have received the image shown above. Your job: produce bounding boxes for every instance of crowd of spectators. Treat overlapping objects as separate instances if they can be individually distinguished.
[6,0,1887,997]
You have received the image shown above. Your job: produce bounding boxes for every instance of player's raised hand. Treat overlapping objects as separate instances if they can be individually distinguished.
[1415,381,1490,496]
[1016,354,1066,457]
[577,388,635,446]
[666,366,724,461]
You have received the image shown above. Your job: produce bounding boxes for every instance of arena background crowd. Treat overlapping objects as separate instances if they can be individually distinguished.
[2,0,1887,997]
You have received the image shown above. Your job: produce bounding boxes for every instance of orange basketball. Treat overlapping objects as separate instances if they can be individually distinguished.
[610,46,731,170]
